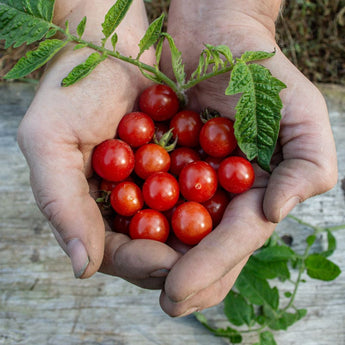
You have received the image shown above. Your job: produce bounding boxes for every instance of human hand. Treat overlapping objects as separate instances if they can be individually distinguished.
[17,0,181,287]
[158,0,338,316]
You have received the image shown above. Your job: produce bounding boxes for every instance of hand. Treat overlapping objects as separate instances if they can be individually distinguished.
[158,0,338,316]
[17,0,181,287]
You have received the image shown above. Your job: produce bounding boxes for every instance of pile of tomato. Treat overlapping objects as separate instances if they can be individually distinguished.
[92,84,255,246]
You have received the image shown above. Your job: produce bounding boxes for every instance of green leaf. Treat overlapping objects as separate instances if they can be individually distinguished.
[162,32,186,86]
[61,52,107,87]
[76,16,86,38]
[138,13,164,58]
[305,253,341,281]
[258,331,277,345]
[216,45,233,64]
[111,33,118,51]
[255,245,295,262]
[320,229,337,257]
[240,50,275,63]
[268,310,301,331]
[245,256,290,280]
[4,39,67,79]
[0,0,55,48]
[226,60,286,172]
[224,291,254,326]
[155,36,164,66]
[235,267,279,309]
[102,0,133,39]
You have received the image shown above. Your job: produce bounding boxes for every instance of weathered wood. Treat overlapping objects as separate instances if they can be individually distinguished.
[0,82,344,345]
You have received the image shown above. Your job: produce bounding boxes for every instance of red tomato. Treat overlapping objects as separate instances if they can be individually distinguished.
[202,188,230,227]
[218,156,255,194]
[92,139,134,182]
[171,201,212,245]
[154,121,170,142]
[134,143,171,179]
[110,181,144,216]
[204,156,223,171]
[100,176,134,192]
[199,117,237,158]
[179,161,218,202]
[142,172,180,211]
[129,209,170,242]
[170,110,203,147]
[169,147,200,175]
[112,214,132,235]
[117,112,155,148]
[139,84,179,121]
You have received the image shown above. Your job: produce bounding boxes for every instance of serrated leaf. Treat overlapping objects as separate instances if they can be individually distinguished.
[224,291,254,326]
[305,253,341,281]
[73,43,87,50]
[5,39,67,79]
[76,16,86,38]
[61,52,107,87]
[138,13,164,58]
[255,245,295,262]
[162,32,186,86]
[111,33,118,51]
[268,310,302,331]
[0,0,55,48]
[102,0,133,39]
[155,36,164,65]
[226,60,286,171]
[235,267,279,309]
[240,50,275,63]
[216,44,233,64]
[258,331,277,345]
[45,28,57,38]
[245,256,290,280]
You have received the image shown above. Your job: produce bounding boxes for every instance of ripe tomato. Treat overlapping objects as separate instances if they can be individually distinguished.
[139,84,179,121]
[112,214,132,235]
[154,121,170,142]
[199,117,237,158]
[169,147,200,175]
[92,139,134,182]
[134,143,171,179]
[110,181,144,216]
[204,155,222,171]
[171,201,212,245]
[129,209,170,242]
[179,161,218,203]
[117,112,155,148]
[218,156,255,194]
[142,172,180,211]
[202,188,230,227]
[170,110,203,147]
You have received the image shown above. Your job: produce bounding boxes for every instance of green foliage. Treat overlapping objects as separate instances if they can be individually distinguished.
[0,0,55,48]
[195,216,343,344]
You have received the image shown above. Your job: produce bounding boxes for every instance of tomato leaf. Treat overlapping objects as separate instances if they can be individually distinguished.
[320,229,337,257]
[5,39,67,79]
[0,0,55,48]
[305,253,341,281]
[254,245,296,262]
[61,52,107,87]
[162,33,186,87]
[138,13,164,58]
[256,331,278,345]
[102,0,133,39]
[76,16,87,38]
[224,291,255,326]
[226,56,286,172]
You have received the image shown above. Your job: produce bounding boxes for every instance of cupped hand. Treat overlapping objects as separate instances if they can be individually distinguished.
[159,0,338,316]
[17,0,181,287]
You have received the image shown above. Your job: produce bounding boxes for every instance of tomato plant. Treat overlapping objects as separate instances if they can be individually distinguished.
[171,201,213,245]
[129,209,170,242]
[117,112,155,148]
[218,156,255,194]
[139,84,179,121]
[92,139,134,182]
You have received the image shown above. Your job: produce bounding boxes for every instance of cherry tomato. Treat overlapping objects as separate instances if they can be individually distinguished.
[169,147,200,175]
[100,176,134,192]
[139,84,179,121]
[171,201,212,245]
[142,172,180,211]
[179,161,218,202]
[170,110,203,147]
[202,188,230,227]
[112,214,131,235]
[218,156,255,194]
[204,155,222,171]
[92,139,134,182]
[110,181,144,216]
[199,117,237,158]
[134,143,171,179]
[154,121,170,142]
[129,209,170,242]
[117,112,155,148]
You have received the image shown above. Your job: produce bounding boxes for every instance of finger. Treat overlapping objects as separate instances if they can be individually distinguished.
[162,188,276,306]
[264,82,338,223]
[100,231,182,290]
[160,257,248,317]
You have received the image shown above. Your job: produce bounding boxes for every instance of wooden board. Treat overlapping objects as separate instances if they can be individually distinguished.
[1,82,344,345]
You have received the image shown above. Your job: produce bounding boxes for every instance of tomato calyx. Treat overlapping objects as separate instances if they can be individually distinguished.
[200,107,221,124]
[153,127,178,152]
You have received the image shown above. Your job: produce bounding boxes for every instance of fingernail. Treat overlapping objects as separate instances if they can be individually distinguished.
[177,307,199,318]
[66,238,89,278]
[279,196,300,221]
[149,268,170,278]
